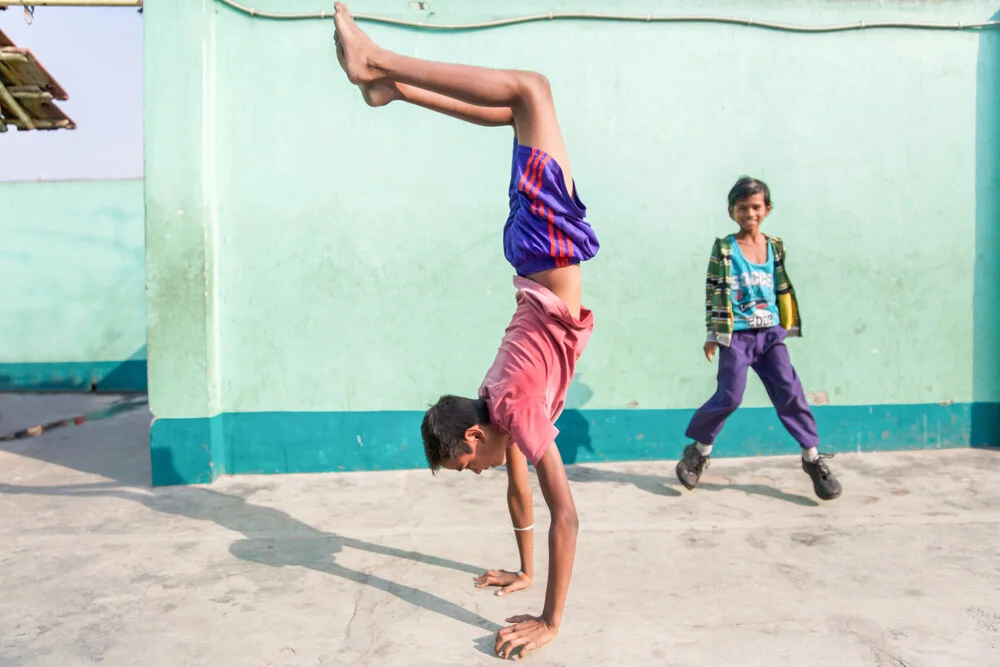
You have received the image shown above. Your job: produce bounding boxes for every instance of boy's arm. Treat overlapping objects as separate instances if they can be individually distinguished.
[506,446,536,580]
[494,443,578,660]
[474,446,535,596]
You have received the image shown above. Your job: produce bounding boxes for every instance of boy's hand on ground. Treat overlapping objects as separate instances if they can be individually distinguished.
[475,569,531,597]
[704,341,717,362]
[495,615,558,660]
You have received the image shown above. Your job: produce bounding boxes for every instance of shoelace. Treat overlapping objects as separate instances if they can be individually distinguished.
[812,452,835,479]
[692,450,710,474]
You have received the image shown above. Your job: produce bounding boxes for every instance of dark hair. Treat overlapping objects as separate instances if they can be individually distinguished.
[421,395,491,472]
[728,176,772,208]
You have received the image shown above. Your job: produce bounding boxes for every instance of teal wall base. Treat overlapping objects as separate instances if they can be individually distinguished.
[150,417,215,485]
[0,360,148,393]
[149,402,1000,486]
[971,402,1000,451]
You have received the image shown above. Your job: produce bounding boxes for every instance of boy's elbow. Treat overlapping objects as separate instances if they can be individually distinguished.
[507,486,532,505]
[552,508,579,534]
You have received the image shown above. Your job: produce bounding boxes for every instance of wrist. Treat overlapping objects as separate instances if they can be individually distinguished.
[540,614,561,631]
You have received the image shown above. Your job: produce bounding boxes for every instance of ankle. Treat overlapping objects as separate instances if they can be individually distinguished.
[368,47,391,76]
[802,447,819,463]
[696,442,713,457]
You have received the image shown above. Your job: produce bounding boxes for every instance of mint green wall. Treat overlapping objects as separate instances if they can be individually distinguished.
[0,179,147,391]
[145,0,999,483]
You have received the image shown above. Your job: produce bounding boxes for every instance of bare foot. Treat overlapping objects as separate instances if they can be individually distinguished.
[333,3,381,85]
[360,80,400,107]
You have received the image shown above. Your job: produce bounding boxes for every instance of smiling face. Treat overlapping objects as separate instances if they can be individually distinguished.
[729,192,772,234]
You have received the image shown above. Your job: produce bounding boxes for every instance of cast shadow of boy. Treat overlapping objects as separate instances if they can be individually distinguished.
[556,408,818,507]
[0,449,502,642]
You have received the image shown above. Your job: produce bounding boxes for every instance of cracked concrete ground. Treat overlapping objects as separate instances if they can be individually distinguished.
[0,393,998,666]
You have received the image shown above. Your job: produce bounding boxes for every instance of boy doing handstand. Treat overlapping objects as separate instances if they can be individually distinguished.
[333,4,599,660]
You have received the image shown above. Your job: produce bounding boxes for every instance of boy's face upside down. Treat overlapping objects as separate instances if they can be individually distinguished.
[439,425,511,474]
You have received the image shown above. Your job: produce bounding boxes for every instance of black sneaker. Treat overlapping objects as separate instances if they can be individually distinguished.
[676,443,710,490]
[802,452,842,500]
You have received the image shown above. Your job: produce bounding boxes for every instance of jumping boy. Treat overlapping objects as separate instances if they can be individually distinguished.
[333,4,599,660]
[677,177,842,501]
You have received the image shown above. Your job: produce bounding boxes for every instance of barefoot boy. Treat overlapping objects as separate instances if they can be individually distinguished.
[333,4,599,660]
[677,177,842,501]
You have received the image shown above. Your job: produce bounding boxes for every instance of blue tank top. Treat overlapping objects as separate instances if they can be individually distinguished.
[728,236,780,331]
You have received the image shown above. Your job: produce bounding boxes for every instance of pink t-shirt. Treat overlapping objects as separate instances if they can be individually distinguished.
[478,276,595,465]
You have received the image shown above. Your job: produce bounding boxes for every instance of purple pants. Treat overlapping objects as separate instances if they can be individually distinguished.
[686,327,819,450]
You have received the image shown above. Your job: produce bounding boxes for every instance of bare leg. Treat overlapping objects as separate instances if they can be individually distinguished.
[360,80,514,128]
[358,79,583,316]
[334,3,573,191]
[336,4,583,316]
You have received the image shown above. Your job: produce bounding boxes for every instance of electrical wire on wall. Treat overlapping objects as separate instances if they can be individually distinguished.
[211,0,1000,33]
[0,1,995,32]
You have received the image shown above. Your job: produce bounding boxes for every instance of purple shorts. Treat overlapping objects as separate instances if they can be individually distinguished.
[503,140,600,276]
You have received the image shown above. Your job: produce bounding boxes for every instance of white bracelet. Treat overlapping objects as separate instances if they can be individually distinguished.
[513,524,534,532]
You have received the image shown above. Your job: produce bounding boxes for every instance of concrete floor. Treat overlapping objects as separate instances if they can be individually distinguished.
[0,394,998,667]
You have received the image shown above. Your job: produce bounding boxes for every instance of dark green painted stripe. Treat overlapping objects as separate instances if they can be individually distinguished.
[0,361,148,392]
[148,402,1000,486]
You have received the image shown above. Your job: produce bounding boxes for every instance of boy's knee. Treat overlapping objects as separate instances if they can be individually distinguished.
[718,388,744,412]
[516,71,552,103]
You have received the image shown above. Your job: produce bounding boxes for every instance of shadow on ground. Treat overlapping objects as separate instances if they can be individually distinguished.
[0,393,151,486]
[564,464,819,507]
[0,394,503,650]
[0,467,501,638]
[0,390,820,658]
[557,408,819,507]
